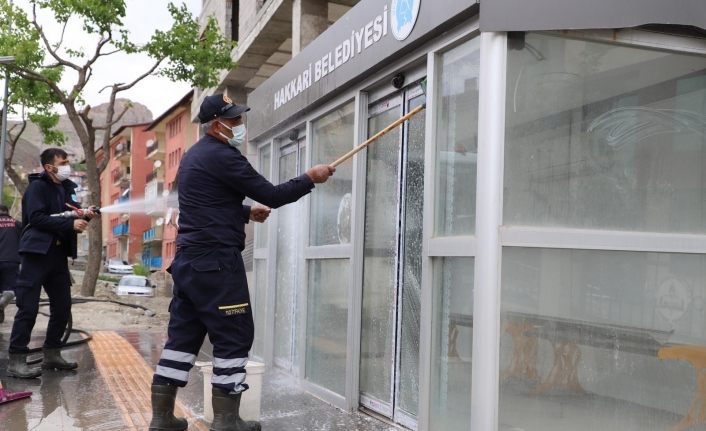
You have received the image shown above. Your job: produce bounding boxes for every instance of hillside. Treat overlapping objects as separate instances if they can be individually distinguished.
[6,99,153,171]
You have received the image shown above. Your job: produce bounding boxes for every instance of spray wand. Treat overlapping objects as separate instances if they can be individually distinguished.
[50,203,101,220]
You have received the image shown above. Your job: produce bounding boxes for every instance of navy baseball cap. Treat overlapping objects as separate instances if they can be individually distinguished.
[198,93,250,124]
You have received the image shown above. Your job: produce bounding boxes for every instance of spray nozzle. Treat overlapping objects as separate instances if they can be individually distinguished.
[50,205,101,220]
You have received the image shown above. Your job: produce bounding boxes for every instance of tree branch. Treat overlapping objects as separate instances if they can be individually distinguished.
[67,32,114,101]
[8,117,28,163]
[77,105,97,162]
[32,4,81,72]
[85,31,113,70]
[98,48,121,57]
[3,109,29,195]
[94,104,131,131]
[61,102,91,150]
[116,58,163,92]
[78,105,93,128]
[12,67,67,104]
[5,165,27,196]
[56,18,69,50]
[84,66,95,86]
[96,86,119,173]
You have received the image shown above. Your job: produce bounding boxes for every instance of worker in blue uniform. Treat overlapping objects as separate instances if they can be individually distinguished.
[149,94,335,431]
[7,148,97,379]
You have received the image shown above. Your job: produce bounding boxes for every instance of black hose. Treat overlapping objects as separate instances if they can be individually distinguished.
[19,296,155,359]
[67,297,152,312]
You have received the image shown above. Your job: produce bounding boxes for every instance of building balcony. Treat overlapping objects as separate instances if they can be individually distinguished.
[112,223,129,237]
[146,139,164,160]
[143,225,163,243]
[111,169,131,187]
[111,168,123,185]
[145,180,165,216]
[146,169,163,184]
[141,255,163,270]
[150,256,163,269]
[115,142,131,162]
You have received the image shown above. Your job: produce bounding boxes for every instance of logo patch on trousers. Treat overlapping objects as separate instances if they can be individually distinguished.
[218,303,249,316]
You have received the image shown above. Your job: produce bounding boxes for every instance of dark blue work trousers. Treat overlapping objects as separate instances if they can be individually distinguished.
[153,247,254,394]
[9,243,72,353]
[0,261,19,293]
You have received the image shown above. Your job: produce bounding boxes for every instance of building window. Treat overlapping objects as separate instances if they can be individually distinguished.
[310,101,355,245]
[429,37,480,429]
[167,116,183,139]
[255,144,272,249]
[251,259,268,360]
[500,33,706,431]
[431,257,474,430]
[504,34,706,234]
[305,259,350,395]
[434,39,480,237]
[231,0,239,42]
[273,139,307,370]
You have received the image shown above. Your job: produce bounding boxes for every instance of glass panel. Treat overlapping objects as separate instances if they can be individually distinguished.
[310,102,355,246]
[435,38,480,237]
[299,144,306,175]
[430,257,474,430]
[397,93,426,416]
[274,147,300,369]
[360,99,402,406]
[504,33,706,233]
[252,259,267,360]
[500,247,705,431]
[255,145,271,249]
[305,259,349,395]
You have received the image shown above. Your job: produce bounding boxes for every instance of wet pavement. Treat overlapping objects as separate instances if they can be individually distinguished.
[0,309,399,431]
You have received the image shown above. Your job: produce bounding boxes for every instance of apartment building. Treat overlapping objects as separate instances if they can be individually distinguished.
[98,124,154,264]
[143,91,198,272]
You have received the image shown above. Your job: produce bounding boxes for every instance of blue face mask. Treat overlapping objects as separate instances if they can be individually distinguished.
[219,122,246,148]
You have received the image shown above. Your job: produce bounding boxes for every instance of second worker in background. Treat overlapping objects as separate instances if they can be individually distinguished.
[149,94,335,431]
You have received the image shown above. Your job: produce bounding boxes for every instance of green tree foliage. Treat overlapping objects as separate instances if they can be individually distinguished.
[0,0,235,295]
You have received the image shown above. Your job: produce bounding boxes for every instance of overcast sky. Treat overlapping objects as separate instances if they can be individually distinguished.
[8,0,203,118]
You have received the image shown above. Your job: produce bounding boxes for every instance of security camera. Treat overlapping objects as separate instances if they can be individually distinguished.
[392,73,405,89]
[288,129,299,142]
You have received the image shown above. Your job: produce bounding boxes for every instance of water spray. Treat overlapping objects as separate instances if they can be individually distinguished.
[98,192,179,216]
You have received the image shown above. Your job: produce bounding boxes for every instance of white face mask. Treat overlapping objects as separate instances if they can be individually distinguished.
[55,165,71,181]
[218,122,246,148]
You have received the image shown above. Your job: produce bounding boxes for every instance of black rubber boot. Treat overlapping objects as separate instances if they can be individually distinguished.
[148,384,188,431]
[42,348,78,370]
[0,290,14,324]
[210,387,261,431]
[6,352,42,379]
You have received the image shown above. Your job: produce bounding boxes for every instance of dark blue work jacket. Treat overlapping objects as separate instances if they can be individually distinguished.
[0,214,21,262]
[20,172,79,258]
[176,135,314,251]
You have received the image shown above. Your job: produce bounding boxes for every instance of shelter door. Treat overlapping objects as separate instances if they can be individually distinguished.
[360,83,426,429]
[274,138,306,371]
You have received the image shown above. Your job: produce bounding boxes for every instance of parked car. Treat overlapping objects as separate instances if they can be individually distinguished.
[115,275,156,297]
[107,259,134,274]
